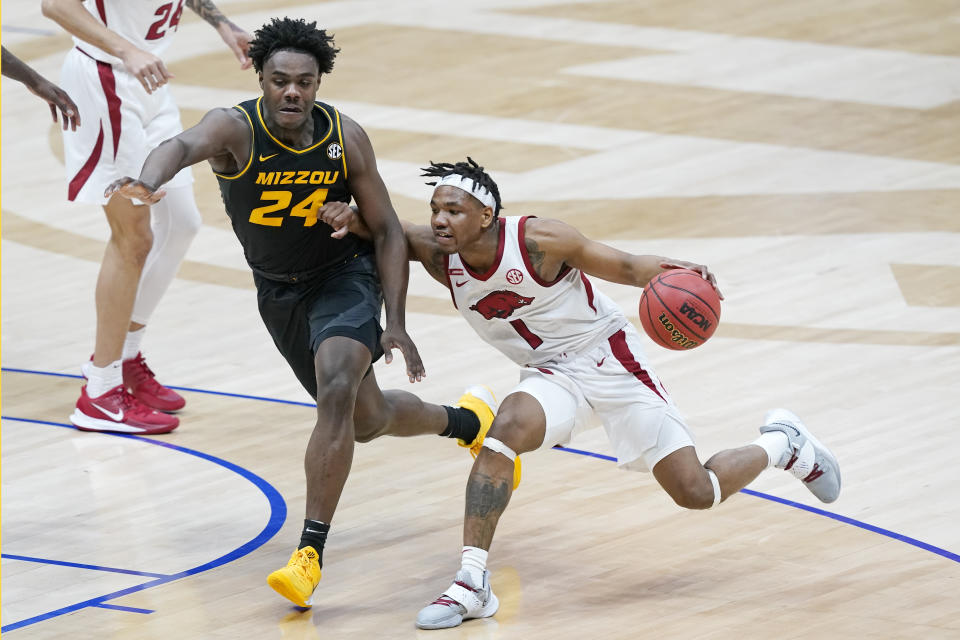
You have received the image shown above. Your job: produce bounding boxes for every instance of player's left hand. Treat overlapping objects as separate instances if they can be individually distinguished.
[104,177,166,204]
[660,260,724,300]
[380,325,426,383]
[217,22,253,70]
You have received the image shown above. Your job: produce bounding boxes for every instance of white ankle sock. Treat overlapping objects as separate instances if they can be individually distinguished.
[753,431,790,468]
[87,360,123,398]
[460,546,488,586]
[123,327,146,361]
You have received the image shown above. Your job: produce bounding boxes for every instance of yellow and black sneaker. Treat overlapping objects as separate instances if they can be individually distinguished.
[267,546,322,607]
[455,385,522,489]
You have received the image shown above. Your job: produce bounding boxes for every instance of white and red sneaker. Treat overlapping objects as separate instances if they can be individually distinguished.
[122,352,186,412]
[83,353,186,412]
[416,570,499,629]
[70,384,180,435]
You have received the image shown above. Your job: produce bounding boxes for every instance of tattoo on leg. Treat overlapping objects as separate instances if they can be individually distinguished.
[465,472,511,520]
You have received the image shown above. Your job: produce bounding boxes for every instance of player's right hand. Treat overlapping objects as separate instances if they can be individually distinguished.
[27,78,80,131]
[122,48,173,94]
[104,177,166,204]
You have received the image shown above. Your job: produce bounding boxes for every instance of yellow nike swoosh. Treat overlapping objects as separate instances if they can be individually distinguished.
[259,153,279,162]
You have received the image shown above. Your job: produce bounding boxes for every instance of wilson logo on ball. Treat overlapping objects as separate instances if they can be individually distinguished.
[657,313,700,349]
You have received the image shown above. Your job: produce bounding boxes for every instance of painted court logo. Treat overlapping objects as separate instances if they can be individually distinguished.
[326,142,343,159]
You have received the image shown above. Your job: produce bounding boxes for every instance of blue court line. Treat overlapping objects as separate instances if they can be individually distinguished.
[0,415,287,633]
[91,603,154,615]
[1,554,170,579]
[551,445,960,565]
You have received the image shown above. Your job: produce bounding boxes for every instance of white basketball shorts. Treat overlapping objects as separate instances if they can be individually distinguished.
[59,47,192,205]
[512,323,694,472]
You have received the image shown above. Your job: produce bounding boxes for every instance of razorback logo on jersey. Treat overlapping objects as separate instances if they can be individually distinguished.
[470,290,534,319]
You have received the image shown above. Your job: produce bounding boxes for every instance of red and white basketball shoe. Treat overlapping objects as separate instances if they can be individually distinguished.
[83,353,186,412]
[71,384,180,435]
[122,352,186,412]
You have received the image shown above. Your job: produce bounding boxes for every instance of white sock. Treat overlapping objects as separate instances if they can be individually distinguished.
[753,431,791,468]
[87,360,123,398]
[460,546,488,586]
[123,327,146,361]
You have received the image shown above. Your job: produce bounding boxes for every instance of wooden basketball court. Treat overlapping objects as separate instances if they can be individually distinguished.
[2,1,958,637]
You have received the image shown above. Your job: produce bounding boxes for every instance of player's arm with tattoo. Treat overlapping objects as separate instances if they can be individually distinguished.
[525,217,722,296]
[320,207,449,286]
[186,0,252,69]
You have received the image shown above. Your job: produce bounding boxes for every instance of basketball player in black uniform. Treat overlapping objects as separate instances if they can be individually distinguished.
[104,17,507,609]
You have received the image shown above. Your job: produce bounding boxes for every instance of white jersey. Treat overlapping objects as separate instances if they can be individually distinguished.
[74,0,186,63]
[446,216,627,367]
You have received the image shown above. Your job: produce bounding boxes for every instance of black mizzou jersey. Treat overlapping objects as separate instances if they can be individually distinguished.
[214,97,373,280]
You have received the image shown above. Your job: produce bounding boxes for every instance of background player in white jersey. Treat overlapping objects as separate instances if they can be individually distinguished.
[41,0,252,434]
[323,157,842,630]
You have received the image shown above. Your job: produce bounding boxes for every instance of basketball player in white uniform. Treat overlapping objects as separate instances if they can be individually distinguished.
[322,157,842,630]
[41,0,251,434]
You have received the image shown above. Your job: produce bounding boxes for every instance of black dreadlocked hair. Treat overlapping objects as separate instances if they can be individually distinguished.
[248,17,339,75]
[422,157,503,217]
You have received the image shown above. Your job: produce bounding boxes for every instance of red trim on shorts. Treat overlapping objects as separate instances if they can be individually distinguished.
[518,216,571,286]
[68,123,105,201]
[608,329,666,401]
[95,0,107,23]
[95,60,122,158]
[460,219,505,281]
[580,272,597,313]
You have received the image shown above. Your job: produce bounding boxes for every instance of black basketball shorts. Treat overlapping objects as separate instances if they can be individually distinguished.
[253,254,384,399]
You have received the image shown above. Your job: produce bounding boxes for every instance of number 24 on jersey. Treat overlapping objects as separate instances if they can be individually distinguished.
[249,188,328,227]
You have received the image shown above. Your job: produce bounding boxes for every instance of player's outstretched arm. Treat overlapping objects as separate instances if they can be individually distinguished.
[104,107,249,203]
[1,46,80,130]
[186,0,252,69]
[525,218,723,299]
[320,206,448,286]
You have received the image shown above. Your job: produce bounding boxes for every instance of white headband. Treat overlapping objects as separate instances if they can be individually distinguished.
[434,174,497,211]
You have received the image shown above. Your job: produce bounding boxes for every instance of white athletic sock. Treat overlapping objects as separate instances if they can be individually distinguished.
[123,327,146,361]
[86,360,123,398]
[460,546,488,586]
[753,431,791,469]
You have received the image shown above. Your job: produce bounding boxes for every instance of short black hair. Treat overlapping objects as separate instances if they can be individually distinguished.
[248,17,339,75]
[421,157,503,217]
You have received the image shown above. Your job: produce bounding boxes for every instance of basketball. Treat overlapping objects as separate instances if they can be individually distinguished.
[639,269,721,350]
